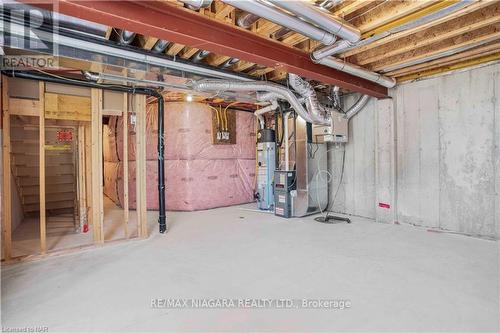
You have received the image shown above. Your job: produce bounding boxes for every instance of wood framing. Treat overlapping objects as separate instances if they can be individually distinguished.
[91,88,104,244]
[77,125,87,231]
[2,76,12,260]
[9,98,40,117]
[44,93,91,121]
[39,82,47,254]
[123,93,129,239]
[134,94,147,239]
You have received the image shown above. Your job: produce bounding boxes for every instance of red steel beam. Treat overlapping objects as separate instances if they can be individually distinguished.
[24,0,388,98]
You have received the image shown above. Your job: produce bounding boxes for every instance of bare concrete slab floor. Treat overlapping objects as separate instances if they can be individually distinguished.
[1,204,498,332]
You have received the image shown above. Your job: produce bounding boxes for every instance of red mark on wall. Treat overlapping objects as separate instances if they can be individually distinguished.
[57,129,73,142]
[378,202,391,209]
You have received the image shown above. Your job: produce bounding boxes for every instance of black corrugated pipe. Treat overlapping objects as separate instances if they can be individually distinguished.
[2,70,168,234]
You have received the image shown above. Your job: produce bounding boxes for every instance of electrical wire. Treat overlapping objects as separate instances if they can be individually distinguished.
[314,144,348,224]
[223,101,240,132]
[208,105,220,130]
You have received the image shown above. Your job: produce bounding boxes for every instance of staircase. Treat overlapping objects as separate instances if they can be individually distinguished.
[10,116,78,234]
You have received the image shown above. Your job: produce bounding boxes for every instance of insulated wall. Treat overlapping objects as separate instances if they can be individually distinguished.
[103,102,256,211]
[329,62,499,239]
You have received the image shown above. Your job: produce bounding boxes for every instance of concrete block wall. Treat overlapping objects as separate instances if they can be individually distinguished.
[328,62,500,239]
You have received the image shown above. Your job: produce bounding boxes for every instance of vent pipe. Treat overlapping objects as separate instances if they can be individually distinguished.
[191,50,211,63]
[288,74,330,125]
[191,79,321,124]
[119,30,136,45]
[152,40,170,53]
[178,0,213,9]
[222,0,337,45]
[315,56,396,88]
[312,0,473,59]
[237,12,260,28]
[220,58,240,69]
[267,0,360,43]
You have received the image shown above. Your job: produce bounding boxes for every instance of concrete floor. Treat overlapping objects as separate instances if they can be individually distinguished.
[1,204,498,332]
[6,197,139,258]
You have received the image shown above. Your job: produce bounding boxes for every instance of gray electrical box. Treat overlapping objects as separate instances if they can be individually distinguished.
[312,111,348,143]
[274,170,296,218]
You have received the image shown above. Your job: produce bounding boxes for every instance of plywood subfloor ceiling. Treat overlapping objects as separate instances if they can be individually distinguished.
[107,0,500,84]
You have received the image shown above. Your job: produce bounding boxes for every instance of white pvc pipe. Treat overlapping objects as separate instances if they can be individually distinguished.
[284,112,291,171]
[254,100,279,129]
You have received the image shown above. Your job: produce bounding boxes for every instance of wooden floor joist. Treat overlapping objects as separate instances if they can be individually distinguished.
[340,0,494,58]
[387,41,500,77]
[370,28,500,72]
[353,10,500,66]
[397,51,500,82]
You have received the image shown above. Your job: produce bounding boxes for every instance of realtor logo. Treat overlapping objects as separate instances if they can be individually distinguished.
[0,0,59,68]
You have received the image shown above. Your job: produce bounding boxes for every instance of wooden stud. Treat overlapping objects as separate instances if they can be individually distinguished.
[77,125,87,231]
[91,88,104,244]
[166,43,185,56]
[123,93,129,239]
[84,123,92,228]
[1,76,12,260]
[141,36,159,50]
[39,81,46,254]
[214,3,234,20]
[105,26,113,40]
[180,47,199,60]
[205,54,231,66]
[134,94,147,238]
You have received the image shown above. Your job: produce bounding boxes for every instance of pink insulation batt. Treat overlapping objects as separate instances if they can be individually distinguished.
[103,102,257,211]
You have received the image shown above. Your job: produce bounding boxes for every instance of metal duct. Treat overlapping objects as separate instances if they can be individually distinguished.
[312,39,353,60]
[119,30,136,45]
[222,0,337,45]
[267,0,360,43]
[152,40,170,53]
[312,0,473,59]
[178,0,213,9]
[1,0,109,38]
[332,86,341,110]
[315,57,397,88]
[220,58,240,68]
[273,28,291,40]
[191,79,319,124]
[318,0,344,10]
[191,50,211,63]
[288,74,330,125]
[344,94,371,120]
[237,12,260,28]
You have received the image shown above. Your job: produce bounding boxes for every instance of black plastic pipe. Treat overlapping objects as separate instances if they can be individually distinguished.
[2,70,168,233]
